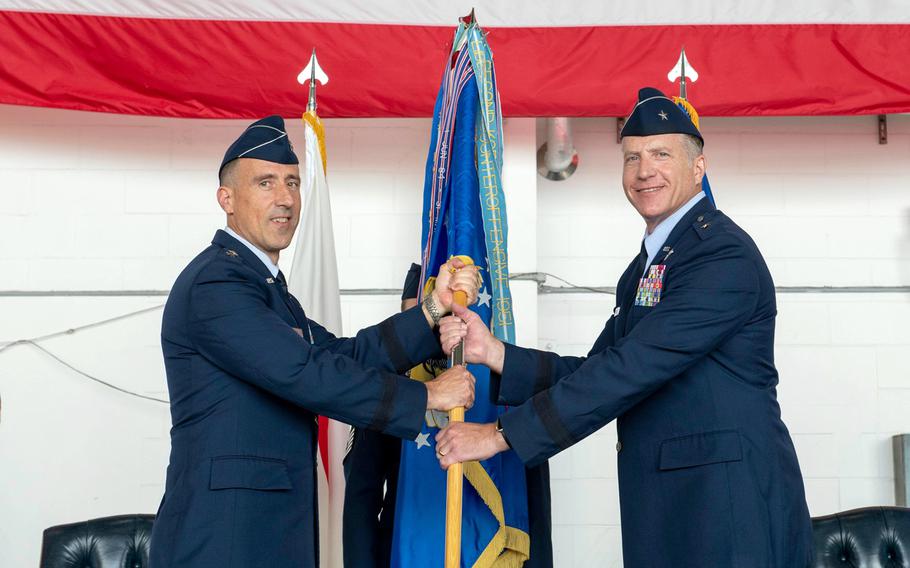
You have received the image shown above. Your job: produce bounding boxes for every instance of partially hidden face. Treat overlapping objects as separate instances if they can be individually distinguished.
[219,158,301,260]
[621,133,705,233]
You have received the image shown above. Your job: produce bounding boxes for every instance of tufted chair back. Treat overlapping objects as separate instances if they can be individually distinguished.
[40,515,154,568]
[812,506,910,567]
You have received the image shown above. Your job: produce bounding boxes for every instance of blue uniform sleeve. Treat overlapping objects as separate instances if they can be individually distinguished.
[307,305,442,375]
[187,267,429,439]
[492,343,587,406]
[500,241,760,467]
[492,315,617,406]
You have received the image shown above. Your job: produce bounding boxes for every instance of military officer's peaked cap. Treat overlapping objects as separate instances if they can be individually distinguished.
[219,115,298,176]
[620,87,703,145]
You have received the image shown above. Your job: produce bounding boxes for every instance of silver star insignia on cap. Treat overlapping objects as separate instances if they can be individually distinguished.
[658,110,669,120]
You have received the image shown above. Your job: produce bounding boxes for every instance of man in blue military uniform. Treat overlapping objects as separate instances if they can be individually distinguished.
[149,116,480,568]
[435,88,814,567]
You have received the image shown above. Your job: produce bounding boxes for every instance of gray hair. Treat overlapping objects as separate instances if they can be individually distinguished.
[680,134,704,165]
[219,159,239,188]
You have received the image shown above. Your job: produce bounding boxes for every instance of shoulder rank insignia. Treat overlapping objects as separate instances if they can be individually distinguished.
[634,264,666,307]
[693,215,717,240]
[225,249,238,257]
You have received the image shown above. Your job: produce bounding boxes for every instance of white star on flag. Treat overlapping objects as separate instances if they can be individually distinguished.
[478,287,492,308]
[415,432,431,449]
[658,110,669,120]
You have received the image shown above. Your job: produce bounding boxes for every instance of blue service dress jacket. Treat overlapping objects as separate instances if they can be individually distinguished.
[495,199,814,568]
[149,230,439,568]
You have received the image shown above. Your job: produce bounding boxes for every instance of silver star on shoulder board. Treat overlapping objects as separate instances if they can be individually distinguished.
[658,110,669,120]
[415,432,431,449]
[477,287,492,308]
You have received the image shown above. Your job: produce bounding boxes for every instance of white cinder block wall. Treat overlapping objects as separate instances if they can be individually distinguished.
[0,105,907,567]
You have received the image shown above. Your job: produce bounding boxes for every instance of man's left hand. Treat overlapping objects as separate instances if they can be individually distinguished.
[434,421,509,469]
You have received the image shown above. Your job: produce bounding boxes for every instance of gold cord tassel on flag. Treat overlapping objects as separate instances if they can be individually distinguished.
[672,96,700,130]
[302,111,327,175]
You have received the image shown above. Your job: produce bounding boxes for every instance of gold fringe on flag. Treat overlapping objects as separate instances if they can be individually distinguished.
[672,96,700,130]
[302,111,327,175]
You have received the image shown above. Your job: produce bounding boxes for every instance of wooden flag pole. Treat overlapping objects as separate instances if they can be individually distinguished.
[444,289,468,568]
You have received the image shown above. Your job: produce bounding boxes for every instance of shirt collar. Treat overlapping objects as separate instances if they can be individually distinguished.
[642,191,706,269]
[224,227,280,278]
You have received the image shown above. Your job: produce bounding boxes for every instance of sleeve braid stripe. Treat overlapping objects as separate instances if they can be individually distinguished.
[378,319,411,373]
[532,391,576,451]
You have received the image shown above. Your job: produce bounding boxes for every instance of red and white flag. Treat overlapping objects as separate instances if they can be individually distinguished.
[288,98,345,566]
[1,1,909,118]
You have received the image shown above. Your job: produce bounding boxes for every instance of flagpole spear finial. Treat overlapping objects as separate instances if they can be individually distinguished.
[307,48,317,112]
[297,48,329,113]
[667,46,699,100]
[679,47,687,100]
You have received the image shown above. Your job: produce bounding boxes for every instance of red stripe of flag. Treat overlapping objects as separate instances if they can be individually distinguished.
[2,10,907,118]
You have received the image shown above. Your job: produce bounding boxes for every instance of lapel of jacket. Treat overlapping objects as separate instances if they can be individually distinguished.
[212,229,275,281]
[611,255,645,343]
[280,278,311,333]
[211,230,306,328]
[619,197,717,337]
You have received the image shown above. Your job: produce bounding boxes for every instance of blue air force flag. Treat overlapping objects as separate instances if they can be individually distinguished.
[391,20,530,568]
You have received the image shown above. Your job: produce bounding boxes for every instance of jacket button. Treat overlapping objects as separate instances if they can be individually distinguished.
[696,215,704,222]
[615,441,622,452]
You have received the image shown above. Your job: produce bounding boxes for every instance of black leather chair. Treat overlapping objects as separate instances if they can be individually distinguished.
[40,514,154,568]
[812,506,910,567]
[38,506,909,567]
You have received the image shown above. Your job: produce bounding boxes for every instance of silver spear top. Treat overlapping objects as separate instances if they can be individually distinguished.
[667,47,699,100]
[297,48,329,113]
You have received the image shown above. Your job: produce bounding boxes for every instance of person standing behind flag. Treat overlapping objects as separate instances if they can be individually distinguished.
[435,88,814,567]
[149,115,480,568]
[341,263,422,568]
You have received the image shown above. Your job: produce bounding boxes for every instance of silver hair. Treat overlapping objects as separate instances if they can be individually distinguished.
[219,159,239,188]
[679,134,704,165]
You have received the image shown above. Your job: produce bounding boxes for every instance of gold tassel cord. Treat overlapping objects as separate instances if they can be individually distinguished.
[672,96,700,130]
[302,111,328,175]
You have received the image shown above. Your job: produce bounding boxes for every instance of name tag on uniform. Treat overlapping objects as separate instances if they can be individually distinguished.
[634,264,666,307]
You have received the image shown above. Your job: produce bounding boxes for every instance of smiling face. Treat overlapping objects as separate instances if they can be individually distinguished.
[621,133,705,233]
[217,158,301,263]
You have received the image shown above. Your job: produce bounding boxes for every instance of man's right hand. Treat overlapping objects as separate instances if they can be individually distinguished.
[438,303,505,374]
[425,366,476,411]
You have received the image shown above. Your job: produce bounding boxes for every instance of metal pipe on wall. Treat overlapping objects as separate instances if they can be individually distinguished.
[537,117,579,181]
